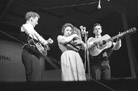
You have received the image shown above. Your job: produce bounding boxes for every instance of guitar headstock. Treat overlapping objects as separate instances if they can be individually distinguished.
[116,27,137,38]
[126,27,137,34]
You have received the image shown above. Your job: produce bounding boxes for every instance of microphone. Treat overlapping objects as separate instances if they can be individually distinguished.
[80,25,83,30]
[97,0,101,9]
[80,25,88,36]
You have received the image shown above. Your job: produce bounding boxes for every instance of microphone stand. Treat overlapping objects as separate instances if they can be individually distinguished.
[85,31,91,80]
[80,26,91,80]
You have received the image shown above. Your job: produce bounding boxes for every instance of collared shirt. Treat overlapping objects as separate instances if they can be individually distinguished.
[21,23,48,45]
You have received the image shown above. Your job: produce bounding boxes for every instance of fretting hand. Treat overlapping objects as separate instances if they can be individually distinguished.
[47,38,54,44]
[43,38,53,50]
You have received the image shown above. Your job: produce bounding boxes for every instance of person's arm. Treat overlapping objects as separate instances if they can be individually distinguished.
[80,40,87,50]
[33,30,49,45]
[73,39,86,50]
[111,38,121,50]
[57,34,79,44]
[87,37,95,49]
[21,24,50,45]
[21,24,36,38]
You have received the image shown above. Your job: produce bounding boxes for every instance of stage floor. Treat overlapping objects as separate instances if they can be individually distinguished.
[0,79,138,91]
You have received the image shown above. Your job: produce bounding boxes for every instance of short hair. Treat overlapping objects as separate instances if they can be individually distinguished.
[25,11,40,20]
[93,23,102,28]
[93,23,102,31]
[61,23,74,34]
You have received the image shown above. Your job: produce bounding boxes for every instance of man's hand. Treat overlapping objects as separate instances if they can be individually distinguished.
[48,38,54,44]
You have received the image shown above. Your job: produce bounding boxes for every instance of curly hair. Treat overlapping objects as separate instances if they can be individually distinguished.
[25,11,40,20]
[61,23,74,34]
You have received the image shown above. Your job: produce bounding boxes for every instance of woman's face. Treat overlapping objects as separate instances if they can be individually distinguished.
[64,26,72,36]
[93,25,102,35]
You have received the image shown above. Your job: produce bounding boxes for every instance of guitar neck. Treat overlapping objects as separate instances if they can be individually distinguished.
[107,31,127,42]
[107,35,120,42]
[107,27,137,42]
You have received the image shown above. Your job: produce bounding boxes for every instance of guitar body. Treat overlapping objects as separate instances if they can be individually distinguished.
[88,34,112,56]
[28,39,50,56]
[35,42,49,56]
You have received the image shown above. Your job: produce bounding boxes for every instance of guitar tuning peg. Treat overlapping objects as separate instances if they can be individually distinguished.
[134,27,137,31]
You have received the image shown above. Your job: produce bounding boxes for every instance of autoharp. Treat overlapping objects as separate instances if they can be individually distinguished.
[66,27,83,52]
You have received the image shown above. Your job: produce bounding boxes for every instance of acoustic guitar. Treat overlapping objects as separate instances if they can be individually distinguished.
[88,27,137,56]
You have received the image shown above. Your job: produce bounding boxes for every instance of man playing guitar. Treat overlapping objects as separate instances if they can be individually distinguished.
[87,23,121,80]
[20,11,53,81]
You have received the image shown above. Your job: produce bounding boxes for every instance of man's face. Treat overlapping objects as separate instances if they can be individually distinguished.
[31,17,39,27]
[64,26,72,36]
[93,25,102,35]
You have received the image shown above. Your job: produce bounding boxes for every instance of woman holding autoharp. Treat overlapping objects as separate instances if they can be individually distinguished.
[57,23,86,81]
